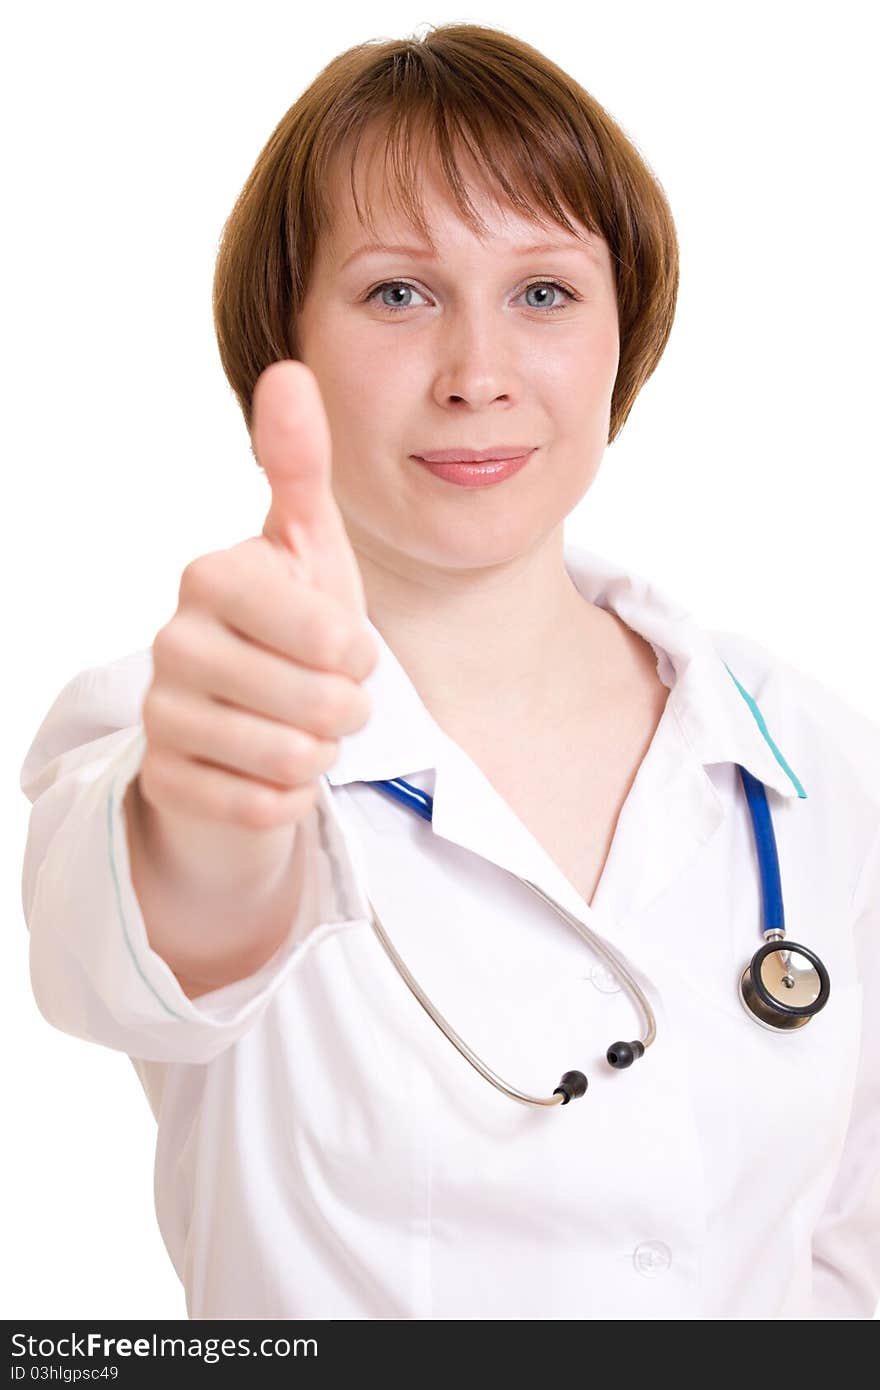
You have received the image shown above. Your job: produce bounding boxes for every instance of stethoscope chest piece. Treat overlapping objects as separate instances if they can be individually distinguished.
[739,939,831,1032]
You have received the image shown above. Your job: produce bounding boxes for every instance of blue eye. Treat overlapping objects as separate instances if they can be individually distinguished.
[367,282,429,312]
[364,279,577,314]
[517,281,575,313]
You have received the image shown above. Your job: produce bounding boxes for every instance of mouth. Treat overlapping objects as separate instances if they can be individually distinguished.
[410,448,537,489]
[411,446,538,464]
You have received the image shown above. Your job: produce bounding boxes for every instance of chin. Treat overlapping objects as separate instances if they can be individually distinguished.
[392,518,557,573]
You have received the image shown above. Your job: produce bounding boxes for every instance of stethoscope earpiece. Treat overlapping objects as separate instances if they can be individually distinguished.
[551,1039,646,1106]
[553,1071,588,1104]
[606,1039,646,1069]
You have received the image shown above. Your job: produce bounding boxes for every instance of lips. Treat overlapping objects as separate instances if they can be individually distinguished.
[411,450,535,489]
[412,446,536,464]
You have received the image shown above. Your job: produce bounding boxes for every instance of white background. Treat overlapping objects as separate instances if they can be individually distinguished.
[4,0,878,1319]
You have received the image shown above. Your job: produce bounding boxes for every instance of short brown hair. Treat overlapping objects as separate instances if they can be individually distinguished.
[212,21,679,450]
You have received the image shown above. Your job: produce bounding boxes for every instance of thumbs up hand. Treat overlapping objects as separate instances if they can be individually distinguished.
[126,361,379,993]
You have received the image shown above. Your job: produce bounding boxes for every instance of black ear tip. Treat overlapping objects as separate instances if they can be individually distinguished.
[553,1070,588,1103]
[607,1040,645,1069]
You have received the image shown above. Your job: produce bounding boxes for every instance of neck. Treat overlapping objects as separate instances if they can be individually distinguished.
[353,527,622,729]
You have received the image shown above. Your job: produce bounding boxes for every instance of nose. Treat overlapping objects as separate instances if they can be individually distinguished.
[430,303,522,409]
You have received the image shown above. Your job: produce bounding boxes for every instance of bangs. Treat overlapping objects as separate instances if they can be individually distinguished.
[306,50,608,256]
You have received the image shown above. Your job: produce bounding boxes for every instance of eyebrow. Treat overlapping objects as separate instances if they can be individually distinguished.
[339,239,600,271]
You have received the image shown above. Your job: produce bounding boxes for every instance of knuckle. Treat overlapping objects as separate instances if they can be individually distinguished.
[316,737,340,774]
[268,728,313,786]
[238,786,280,830]
[294,781,320,818]
[179,554,223,609]
[138,748,172,800]
[141,688,160,736]
[341,626,379,682]
[311,613,354,670]
[152,619,188,671]
[141,684,173,738]
[316,675,355,735]
[178,557,207,601]
[242,783,302,830]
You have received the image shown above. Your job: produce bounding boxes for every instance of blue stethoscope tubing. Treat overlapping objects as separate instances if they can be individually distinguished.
[358,748,831,1109]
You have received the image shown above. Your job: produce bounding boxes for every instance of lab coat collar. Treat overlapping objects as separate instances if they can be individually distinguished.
[323,539,805,804]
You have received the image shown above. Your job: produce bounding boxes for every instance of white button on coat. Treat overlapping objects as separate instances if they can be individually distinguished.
[18,542,880,1320]
[634,1242,673,1276]
[590,962,622,993]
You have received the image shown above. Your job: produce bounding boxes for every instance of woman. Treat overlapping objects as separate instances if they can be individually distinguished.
[20,23,880,1320]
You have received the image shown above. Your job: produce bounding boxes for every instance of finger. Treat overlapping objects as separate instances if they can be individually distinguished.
[252,361,368,617]
[252,360,335,551]
[152,612,374,738]
[180,540,378,681]
[144,684,341,789]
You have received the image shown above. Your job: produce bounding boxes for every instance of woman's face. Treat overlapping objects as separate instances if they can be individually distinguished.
[296,131,620,575]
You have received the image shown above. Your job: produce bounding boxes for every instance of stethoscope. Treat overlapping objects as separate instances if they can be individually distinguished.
[356,751,830,1109]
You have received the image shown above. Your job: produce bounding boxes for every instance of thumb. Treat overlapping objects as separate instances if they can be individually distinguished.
[252,359,368,616]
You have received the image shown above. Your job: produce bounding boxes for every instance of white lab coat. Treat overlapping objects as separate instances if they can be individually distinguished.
[19,541,880,1320]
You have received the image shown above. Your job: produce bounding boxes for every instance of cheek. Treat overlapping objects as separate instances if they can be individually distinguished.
[578,317,620,392]
[530,315,619,397]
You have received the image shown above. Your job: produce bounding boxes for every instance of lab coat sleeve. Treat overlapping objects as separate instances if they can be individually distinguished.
[810,816,880,1319]
[19,650,369,1066]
